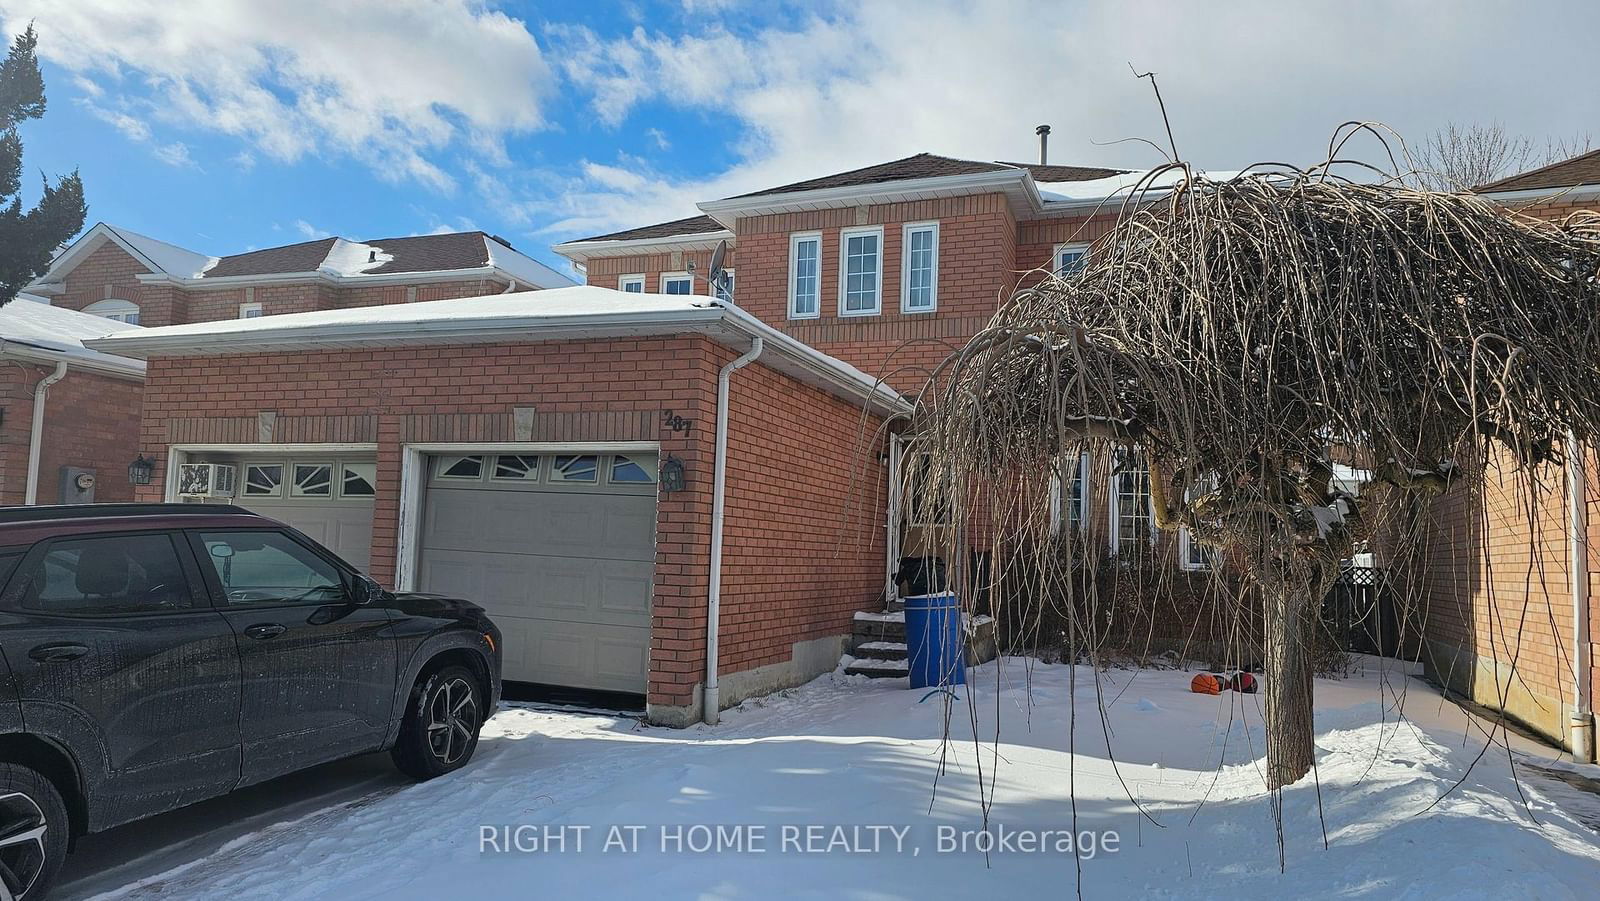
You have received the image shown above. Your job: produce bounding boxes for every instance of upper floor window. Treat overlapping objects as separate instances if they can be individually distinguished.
[239,302,263,319]
[1054,242,1090,277]
[83,298,140,325]
[788,232,821,319]
[901,222,939,313]
[839,225,883,317]
[660,272,693,295]
[713,268,735,303]
[618,275,644,293]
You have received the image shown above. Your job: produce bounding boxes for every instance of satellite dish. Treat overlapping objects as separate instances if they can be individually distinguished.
[708,239,728,284]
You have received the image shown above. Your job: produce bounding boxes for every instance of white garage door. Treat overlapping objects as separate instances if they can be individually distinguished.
[417,452,657,693]
[233,458,377,572]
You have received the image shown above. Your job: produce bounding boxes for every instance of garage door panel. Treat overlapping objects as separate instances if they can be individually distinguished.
[241,499,374,572]
[417,460,657,694]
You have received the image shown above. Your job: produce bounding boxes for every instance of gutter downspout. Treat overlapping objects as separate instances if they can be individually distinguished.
[704,336,763,725]
[25,361,67,505]
[1569,431,1594,762]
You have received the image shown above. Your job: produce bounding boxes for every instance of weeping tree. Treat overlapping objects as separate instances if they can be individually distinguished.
[909,128,1600,790]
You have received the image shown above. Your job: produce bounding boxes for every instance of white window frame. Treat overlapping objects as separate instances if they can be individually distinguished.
[837,225,884,317]
[290,462,335,498]
[239,302,263,319]
[617,274,645,293]
[1048,452,1090,535]
[1177,528,1212,571]
[1107,449,1156,554]
[339,461,377,498]
[788,231,822,319]
[900,221,939,313]
[659,271,693,295]
[1054,242,1091,277]
[83,298,140,324]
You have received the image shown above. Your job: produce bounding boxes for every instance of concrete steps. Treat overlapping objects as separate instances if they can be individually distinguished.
[844,609,998,678]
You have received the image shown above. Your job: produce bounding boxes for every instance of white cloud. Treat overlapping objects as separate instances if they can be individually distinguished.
[542,0,1600,237]
[293,219,331,239]
[7,0,556,191]
[152,142,198,168]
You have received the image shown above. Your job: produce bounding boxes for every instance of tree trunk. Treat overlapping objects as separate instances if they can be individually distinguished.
[1263,581,1316,789]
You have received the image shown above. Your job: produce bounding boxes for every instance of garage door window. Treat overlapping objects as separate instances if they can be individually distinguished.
[341,462,376,497]
[291,463,333,497]
[244,464,283,498]
[492,455,541,481]
[551,455,598,483]
[436,456,484,480]
[610,455,657,484]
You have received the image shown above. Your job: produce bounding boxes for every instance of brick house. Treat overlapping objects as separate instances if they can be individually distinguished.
[0,222,574,508]
[1416,150,1600,758]
[89,149,1245,724]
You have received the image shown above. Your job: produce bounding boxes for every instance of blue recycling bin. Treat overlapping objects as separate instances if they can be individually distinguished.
[903,591,966,689]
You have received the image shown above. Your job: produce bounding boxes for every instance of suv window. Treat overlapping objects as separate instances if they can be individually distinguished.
[16,533,193,615]
[197,530,347,606]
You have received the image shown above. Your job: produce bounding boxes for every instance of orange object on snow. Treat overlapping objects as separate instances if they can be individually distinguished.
[1190,673,1225,695]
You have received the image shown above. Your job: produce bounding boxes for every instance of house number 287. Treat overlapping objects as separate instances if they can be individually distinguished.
[661,410,694,432]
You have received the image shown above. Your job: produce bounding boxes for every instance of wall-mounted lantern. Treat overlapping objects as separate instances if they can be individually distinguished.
[127,454,155,486]
[660,455,686,493]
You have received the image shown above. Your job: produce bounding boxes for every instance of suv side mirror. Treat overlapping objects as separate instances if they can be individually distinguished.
[357,577,386,605]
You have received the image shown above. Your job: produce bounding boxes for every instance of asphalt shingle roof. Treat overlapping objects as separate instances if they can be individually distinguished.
[1478,148,1600,193]
[574,215,726,244]
[201,231,512,278]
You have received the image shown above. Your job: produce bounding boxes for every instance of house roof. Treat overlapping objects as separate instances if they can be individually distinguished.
[728,153,1016,199]
[573,215,728,244]
[29,225,575,293]
[0,296,146,378]
[1478,148,1600,194]
[83,285,910,418]
[994,162,1128,183]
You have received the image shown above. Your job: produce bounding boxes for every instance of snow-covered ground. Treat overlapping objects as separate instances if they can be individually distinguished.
[63,657,1600,900]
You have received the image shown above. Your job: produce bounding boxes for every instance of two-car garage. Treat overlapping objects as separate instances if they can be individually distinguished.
[414,450,657,694]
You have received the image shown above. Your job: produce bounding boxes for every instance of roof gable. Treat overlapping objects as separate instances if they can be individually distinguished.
[574,215,727,244]
[727,153,1012,199]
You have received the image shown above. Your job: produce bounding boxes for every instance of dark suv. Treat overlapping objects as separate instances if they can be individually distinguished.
[0,504,502,899]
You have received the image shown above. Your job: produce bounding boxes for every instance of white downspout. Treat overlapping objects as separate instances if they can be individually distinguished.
[703,336,763,725]
[25,361,68,505]
[1568,431,1594,762]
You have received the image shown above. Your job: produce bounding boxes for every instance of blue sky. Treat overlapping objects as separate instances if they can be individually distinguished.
[4,1,1598,277]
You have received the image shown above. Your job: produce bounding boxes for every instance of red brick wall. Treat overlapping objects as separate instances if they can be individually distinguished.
[584,249,734,296]
[136,337,887,711]
[0,362,142,505]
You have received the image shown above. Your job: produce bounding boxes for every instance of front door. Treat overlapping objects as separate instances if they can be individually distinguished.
[0,530,241,826]
[186,527,396,786]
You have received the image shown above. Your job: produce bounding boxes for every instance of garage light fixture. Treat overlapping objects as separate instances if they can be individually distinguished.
[661,455,686,493]
[127,454,155,486]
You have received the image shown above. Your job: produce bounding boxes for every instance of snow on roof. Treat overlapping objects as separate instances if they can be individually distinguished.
[106,224,215,278]
[482,235,578,289]
[85,284,907,415]
[1037,168,1245,206]
[0,298,146,376]
[320,239,395,277]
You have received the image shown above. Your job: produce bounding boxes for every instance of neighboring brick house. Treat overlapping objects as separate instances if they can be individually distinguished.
[1,223,575,508]
[1411,151,1600,757]
[0,298,145,505]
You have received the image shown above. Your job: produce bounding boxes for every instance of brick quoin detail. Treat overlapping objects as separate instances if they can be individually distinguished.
[137,336,887,711]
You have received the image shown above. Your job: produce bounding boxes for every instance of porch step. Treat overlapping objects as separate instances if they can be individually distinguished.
[844,657,910,678]
[853,640,907,660]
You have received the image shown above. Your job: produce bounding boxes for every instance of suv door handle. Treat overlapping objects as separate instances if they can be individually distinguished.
[29,643,89,663]
[244,623,287,640]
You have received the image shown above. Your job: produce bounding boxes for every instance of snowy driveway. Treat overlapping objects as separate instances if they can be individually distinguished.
[60,658,1600,900]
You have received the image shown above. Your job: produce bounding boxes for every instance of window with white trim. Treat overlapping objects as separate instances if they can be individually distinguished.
[839,225,883,316]
[243,464,283,498]
[340,462,376,497]
[1065,452,1089,530]
[610,455,657,484]
[551,454,598,483]
[436,455,484,480]
[901,222,939,313]
[618,275,645,293]
[1177,476,1216,570]
[660,272,693,295]
[1109,449,1153,554]
[84,298,140,325]
[492,455,541,481]
[1054,242,1090,277]
[239,302,263,319]
[291,463,334,498]
[788,232,821,319]
[713,268,735,303]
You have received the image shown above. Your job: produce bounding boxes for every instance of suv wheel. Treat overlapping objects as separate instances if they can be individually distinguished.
[391,665,483,780]
[0,764,68,900]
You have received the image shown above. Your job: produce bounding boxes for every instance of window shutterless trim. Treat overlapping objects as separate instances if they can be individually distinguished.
[617,274,645,292]
[900,221,939,314]
[788,231,822,319]
[659,271,694,295]
[837,225,884,317]
[238,301,263,318]
[1053,241,1091,276]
